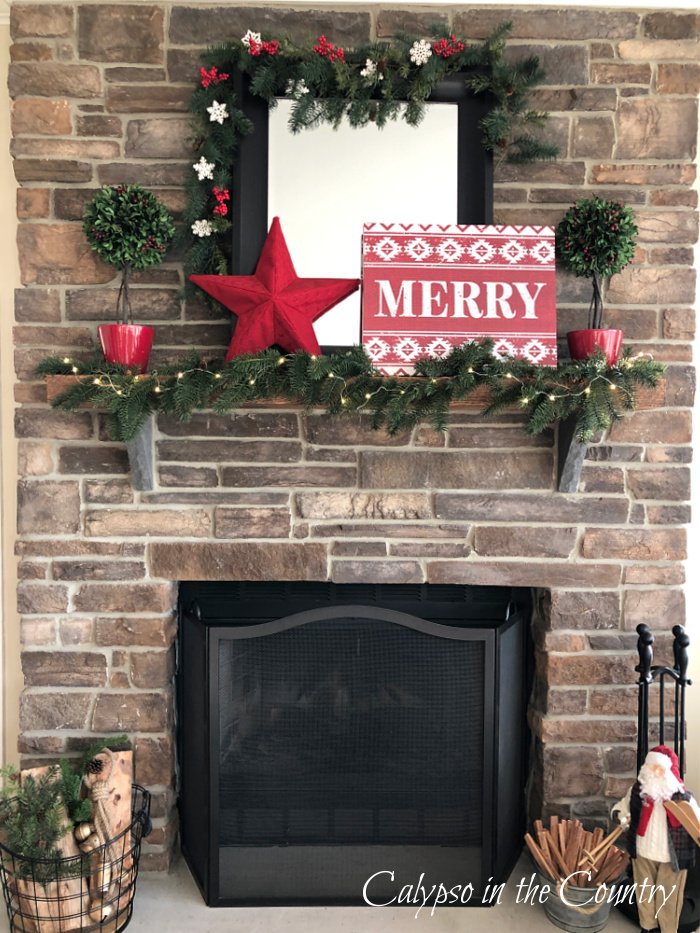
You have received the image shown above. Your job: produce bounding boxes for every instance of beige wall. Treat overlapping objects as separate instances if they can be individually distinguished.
[1,20,20,766]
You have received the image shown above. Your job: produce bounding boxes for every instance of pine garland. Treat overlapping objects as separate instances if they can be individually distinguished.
[38,343,664,446]
[183,22,559,283]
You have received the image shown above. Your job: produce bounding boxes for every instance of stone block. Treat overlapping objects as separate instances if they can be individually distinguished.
[376,10,448,37]
[214,507,292,538]
[647,505,692,525]
[505,43,588,87]
[66,286,180,320]
[578,466,625,495]
[643,11,700,38]
[169,7,371,45]
[78,5,164,63]
[125,118,193,159]
[623,589,685,630]
[635,210,698,244]
[607,267,696,306]
[530,88,617,113]
[9,63,101,98]
[83,478,135,504]
[331,541,387,558]
[657,63,700,96]
[73,583,175,613]
[158,412,299,438]
[92,692,169,732]
[360,450,553,490]
[21,618,57,645]
[13,138,120,160]
[619,39,700,62]
[134,736,174,786]
[538,717,636,744]
[14,324,93,349]
[331,560,424,584]
[16,409,93,440]
[52,560,145,581]
[17,189,51,220]
[590,163,695,186]
[18,223,113,285]
[56,445,128,475]
[427,561,621,588]
[222,465,356,488]
[474,525,577,559]
[20,692,92,731]
[645,446,692,465]
[547,591,621,631]
[130,649,174,688]
[166,48,200,84]
[609,410,692,444]
[149,542,329,581]
[543,746,603,798]
[158,466,218,487]
[616,98,698,159]
[547,653,635,687]
[85,509,212,537]
[447,427,552,449]
[11,4,74,38]
[18,479,80,534]
[12,98,72,135]
[388,542,471,559]
[627,467,691,501]
[157,439,302,463]
[15,288,61,324]
[296,492,432,521]
[303,414,410,447]
[10,42,53,62]
[454,8,638,40]
[18,441,54,475]
[591,62,651,85]
[625,565,685,585]
[22,651,107,687]
[95,616,176,648]
[14,160,93,183]
[572,116,615,158]
[60,619,94,645]
[582,528,686,561]
[106,85,190,113]
[435,492,629,525]
[77,114,123,137]
[97,162,189,187]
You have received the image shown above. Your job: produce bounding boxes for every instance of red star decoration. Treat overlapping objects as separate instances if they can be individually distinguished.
[190,217,360,359]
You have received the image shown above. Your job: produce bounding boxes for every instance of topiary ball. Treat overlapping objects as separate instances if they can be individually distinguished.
[555,196,637,280]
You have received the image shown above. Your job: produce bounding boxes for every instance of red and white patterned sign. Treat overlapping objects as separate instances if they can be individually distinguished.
[361,223,557,375]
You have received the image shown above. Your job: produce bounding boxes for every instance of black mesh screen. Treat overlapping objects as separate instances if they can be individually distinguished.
[218,615,484,847]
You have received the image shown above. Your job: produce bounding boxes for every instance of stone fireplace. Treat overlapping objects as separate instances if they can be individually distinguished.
[9,2,696,875]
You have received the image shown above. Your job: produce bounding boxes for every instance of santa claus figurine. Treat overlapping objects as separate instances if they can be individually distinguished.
[613,745,700,933]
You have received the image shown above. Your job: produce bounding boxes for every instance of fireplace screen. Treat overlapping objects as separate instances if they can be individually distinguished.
[178,583,531,906]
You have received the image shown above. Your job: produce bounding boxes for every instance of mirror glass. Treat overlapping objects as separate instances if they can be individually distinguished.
[268,99,458,346]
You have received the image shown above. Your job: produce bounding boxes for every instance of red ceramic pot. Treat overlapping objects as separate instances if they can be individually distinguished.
[567,328,624,366]
[98,324,154,374]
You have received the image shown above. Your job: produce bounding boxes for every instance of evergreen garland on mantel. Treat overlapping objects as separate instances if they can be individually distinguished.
[183,22,559,279]
[38,343,664,446]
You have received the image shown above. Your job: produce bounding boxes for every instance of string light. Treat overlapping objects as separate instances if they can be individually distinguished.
[154,385,161,393]
[177,372,184,380]
[249,378,256,386]
[506,372,513,379]
[364,392,372,400]
[584,387,591,395]
[63,357,70,364]
[277,357,286,366]
[214,373,222,379]
[549,394,556,401]
[93,378,101,386]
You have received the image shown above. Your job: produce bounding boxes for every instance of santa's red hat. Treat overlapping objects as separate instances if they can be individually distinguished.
[648,745,683,784]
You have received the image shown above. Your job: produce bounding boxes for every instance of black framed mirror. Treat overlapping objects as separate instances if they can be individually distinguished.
[230,72,494,276]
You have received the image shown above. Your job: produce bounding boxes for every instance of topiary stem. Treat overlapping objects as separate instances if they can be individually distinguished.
[590,271,604,329]
[115,265,133,325]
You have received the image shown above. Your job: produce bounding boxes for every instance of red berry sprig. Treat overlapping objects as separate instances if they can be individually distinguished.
[248,37,280,57]
[432,35,466,59]
[313,35,345,62]
[200,66,230,88]
[212,187,230,217]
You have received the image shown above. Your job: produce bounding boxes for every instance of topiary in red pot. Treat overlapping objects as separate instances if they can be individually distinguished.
[555,196,637,365]
[83,184,175,372]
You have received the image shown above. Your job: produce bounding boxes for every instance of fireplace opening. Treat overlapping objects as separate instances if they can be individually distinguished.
[177,582,533,906]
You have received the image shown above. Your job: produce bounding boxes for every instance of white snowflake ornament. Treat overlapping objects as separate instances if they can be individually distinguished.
[360,59,383,80]
[409,40,432,66]
[193,156,215,181]
[191,220,213,238]
[241,30,261,48]
[285,78,310,99]
[207,100,229,125]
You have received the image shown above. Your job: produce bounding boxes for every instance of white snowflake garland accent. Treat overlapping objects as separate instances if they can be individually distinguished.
[360,59,383,81]
[241,30,261,48]
[191,220,213,238]
[409,40,432,66]
[286,78,310,99]
[193,156,215,181]
[207,100,229,124]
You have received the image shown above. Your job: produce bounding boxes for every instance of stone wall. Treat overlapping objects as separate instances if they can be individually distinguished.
[9,3,698,868]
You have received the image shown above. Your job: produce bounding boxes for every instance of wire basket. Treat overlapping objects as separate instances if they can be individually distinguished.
[0,784,151,933]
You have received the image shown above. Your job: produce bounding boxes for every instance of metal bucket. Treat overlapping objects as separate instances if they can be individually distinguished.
[537,872,615,933]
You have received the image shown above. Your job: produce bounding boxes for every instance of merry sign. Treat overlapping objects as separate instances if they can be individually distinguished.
[361,223,557,375]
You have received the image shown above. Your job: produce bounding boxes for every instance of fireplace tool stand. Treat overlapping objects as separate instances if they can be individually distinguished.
[621,623,698,933]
